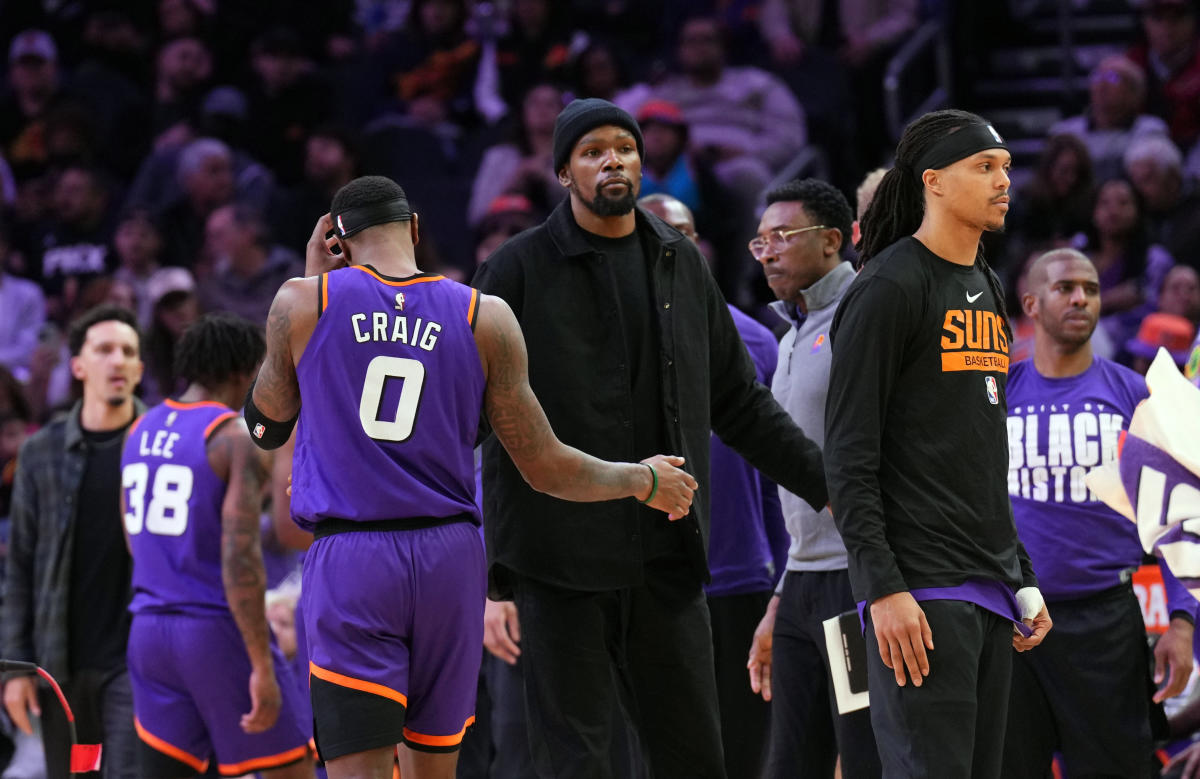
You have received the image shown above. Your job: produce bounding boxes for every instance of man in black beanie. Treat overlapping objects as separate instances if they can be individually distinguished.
[472,98,830,779]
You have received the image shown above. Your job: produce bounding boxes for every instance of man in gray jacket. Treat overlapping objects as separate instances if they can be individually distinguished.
[746,179,881,778]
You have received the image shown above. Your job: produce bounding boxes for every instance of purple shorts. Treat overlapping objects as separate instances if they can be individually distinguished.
[302,520,485,757]
[128,612,310,776]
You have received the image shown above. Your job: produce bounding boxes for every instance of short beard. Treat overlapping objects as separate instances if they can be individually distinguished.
[573,181,636,217]
[106,394,127,408]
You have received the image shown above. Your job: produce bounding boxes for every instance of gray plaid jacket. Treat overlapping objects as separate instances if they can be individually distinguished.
[2,399,144,681]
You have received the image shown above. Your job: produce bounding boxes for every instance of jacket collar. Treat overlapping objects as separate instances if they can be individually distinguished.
[545,199,685,258]
[770,260,855,325]
[66,397,147,450]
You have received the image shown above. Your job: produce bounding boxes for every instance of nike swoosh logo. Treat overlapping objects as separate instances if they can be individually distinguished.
[966,291,983,303]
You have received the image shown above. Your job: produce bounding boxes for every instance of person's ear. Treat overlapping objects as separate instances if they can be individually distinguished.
[410,213,420,248]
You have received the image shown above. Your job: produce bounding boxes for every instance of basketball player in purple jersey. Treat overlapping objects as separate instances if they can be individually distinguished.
[121,313,313,778]
[244,175,697,779]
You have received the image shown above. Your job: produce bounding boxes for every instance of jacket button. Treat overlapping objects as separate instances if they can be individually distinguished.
[663,302,671,309]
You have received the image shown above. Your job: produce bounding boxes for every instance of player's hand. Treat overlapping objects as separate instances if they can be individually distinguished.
[639,455,697,520]
[748,595,779,701]
[3,676,40,736]
[1012,604,1052,652]
[1167,742,1200,779]
[483,599,521,665]
[870,591,933,687]
[1154,617,1195,702]
[306,213,347,277]
[241,665,282,734]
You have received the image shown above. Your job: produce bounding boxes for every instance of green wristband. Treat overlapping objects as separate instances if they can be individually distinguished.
[639,463,658,505]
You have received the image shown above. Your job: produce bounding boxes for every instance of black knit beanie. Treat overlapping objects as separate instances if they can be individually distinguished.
[552,98,645,174]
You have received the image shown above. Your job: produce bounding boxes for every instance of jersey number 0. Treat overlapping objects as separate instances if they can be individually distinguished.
[358,355,427,442]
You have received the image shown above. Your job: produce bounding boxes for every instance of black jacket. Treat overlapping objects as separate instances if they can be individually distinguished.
[472,200,827,594]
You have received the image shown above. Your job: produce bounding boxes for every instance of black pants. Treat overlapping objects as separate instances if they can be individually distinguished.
[1002,584,1154,779]
[458,651,536,779]
[40,667,137,779]
[707,589,772,779]
[766,570,881,779]
[866,599,1013,779]
[513,557,724,779]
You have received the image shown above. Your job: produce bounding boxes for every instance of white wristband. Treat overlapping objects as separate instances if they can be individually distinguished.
[1016,586,1045,621]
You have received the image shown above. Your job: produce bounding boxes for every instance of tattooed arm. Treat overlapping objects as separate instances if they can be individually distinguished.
[473,294,697,518]
[209,419,281,734]
[250,277,318,423]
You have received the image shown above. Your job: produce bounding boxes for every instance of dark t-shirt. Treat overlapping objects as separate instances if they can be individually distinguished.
[583,229,679,560]
[70,425,132,672]
[825,237,1035,603]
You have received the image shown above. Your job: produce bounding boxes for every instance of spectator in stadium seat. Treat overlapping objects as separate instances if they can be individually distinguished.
[1125,311,1196,375]
[1050,55,1170,181]
[492,0,575,105]
[1127,0,1200,152]
[473,193,540,267]
[0,219,45,383]
[1072,177,1175,345]
[571,40,633,104]
[28,165,117,324]
[1159,264,1200,328]
[197,204,302,325]
[626,16,808,208]
[270,124,360,251]
[468,83,565,227]
[379,0,481,128]
[1002,248,1194,779]
[151,36,213,143]
[0,30,68,182]
[140,269,199,404]
[156,138,236,271]
[111,209,168,328]
[1006,135,1095,259]
[635,99,749,303]
[3,305,144,779]
[1124,134,1200,268]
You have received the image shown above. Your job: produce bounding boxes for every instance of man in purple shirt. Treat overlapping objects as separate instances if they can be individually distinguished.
[1003,248,1195,778]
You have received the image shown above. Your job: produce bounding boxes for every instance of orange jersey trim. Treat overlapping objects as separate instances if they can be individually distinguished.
[309,661,408,707]
[127,414,145,438]
[218,743,310,775]
[403,716,475,747]
[202,410,238,440]
[320,272,329,315]
[350,265,445,287]
[467,288,479,328]
[164,399,231,411]
[135,718,209,773]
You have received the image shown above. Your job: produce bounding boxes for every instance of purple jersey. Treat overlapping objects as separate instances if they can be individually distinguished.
[1006,357,1192,608]
[291,265,485,531]
[122,399,239,615]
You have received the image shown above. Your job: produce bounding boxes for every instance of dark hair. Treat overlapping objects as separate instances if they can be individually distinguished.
[230,203,271,248]
[67,304,140,356]
[858,109,1012,339]
[331,175,408,216]
[1081,176,1152,286]
[766,178,854,253]
[0,364,31,423]
[174,313,265,389]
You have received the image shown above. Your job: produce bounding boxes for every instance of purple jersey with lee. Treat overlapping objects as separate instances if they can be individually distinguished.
[290,265,484,530]
[123,399,238,614]
[121,400,309,775]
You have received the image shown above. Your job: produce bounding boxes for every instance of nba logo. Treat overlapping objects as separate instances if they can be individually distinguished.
[337,214,346,236]
[395,292,406,311]
[253,423,265,439]
[985,376,998,405]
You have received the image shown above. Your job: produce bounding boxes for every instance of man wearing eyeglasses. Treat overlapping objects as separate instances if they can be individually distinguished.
[744,179,882,778]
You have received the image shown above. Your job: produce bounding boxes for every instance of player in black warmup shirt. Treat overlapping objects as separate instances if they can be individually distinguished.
[823,110,1053,778]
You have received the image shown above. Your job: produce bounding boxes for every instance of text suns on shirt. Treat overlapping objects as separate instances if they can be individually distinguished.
[1007,403,1125,504]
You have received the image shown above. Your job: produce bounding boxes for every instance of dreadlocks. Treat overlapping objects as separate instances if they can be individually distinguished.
[857,108,1013,341]
[174,313,266,391]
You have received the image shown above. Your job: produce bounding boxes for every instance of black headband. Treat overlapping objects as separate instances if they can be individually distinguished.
[333,197,413,238]
[912,123,1008,177]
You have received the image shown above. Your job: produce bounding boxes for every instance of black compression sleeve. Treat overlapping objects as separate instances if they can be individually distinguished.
[243,381,298,450]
